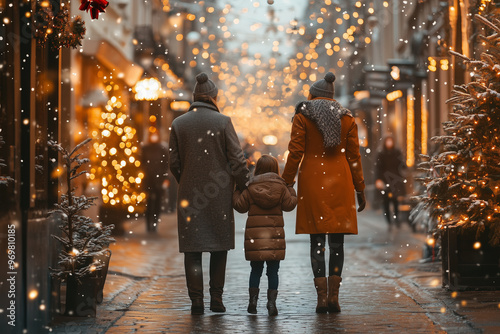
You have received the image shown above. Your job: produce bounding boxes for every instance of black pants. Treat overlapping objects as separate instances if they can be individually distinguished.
[382,192,399,225]
[146,188,163,232]
[184,251,227,301]
[310,234,344,278]
[249,260,280,290]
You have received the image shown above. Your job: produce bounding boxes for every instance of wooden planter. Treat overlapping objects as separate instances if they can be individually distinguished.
[95,250,111,304]
[63,251,111,316]
[441,226,500,290]
[64,275,99,317]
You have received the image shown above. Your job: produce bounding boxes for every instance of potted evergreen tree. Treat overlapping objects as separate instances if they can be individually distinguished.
[415,15,500,290]
[49,138,115,316]
[0,135,13,185]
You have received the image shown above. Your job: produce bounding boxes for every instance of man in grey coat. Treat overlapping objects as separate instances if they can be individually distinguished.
[169,72,249,315]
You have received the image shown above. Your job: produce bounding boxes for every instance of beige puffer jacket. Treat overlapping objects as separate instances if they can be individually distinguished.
[233,172,297,261]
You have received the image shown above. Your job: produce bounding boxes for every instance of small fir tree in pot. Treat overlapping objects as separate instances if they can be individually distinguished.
[49,138,114,316]
[0,135,14,185]
[416,15,500,270]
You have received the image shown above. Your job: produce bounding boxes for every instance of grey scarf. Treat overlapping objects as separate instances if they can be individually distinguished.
[295,99,352,148]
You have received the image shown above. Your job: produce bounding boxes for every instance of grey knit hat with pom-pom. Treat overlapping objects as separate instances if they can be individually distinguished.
[193,72,218,98]
[309,72,336,98]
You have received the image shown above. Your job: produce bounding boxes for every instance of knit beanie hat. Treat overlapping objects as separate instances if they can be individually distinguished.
[193,72,218,98]
[309,72,336,98]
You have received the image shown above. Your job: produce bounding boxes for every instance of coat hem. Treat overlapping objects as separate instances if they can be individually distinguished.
[295,231,358,235]
[179,247,234,253]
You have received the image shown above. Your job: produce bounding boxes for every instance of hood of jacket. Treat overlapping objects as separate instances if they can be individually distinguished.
[295,98,351,148]
[247,172,287,209]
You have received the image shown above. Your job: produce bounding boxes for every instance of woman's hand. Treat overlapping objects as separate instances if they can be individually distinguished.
[356,191,366,212]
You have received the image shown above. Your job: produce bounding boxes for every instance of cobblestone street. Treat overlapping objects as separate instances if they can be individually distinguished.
[50,210,500,333]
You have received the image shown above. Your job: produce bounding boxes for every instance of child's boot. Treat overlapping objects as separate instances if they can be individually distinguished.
[266,289,278,316]
[247,287,259,314]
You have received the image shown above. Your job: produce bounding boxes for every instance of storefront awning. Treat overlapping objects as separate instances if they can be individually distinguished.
[82,40,144,87]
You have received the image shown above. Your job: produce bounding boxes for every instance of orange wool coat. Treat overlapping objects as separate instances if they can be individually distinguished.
[282,98,365,235]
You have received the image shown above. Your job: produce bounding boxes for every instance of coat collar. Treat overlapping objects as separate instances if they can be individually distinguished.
[189,101,220,112]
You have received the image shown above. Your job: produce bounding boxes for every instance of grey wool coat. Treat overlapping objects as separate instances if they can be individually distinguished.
[169,101,249,253]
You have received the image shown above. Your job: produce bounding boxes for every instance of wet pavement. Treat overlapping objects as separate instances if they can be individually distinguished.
[49,209,500,333]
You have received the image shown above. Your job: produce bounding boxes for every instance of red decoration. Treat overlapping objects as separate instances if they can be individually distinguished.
[79,0,109,20]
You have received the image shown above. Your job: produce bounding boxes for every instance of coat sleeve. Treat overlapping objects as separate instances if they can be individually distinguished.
[281,186,298,212]
[168,125,181,183]
[225,119,250,190]
[282,114,306,185]
[233,189,251,213]
[345,117,365,192]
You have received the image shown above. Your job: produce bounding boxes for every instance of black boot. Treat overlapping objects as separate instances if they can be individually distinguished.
[184,253,204,315]
[209,251,227,312]
[247,287,259,314]
[266,289,278,316]
[191,299,204,315]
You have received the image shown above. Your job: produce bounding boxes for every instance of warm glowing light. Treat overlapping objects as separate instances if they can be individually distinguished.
[29,290,38,300]
[473,242,481,249]
[170,100,191,112]
[421,95,428,155]
[440,59,449,71]
[387,90,403,102]
[134,78,162,101]
[407,92,415,167]
[428,57,437,72]
[390,66,400,80]
[262,135,278,146]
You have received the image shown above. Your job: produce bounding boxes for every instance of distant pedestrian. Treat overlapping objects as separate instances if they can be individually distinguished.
[233,155,297,316]
[169,72,249,315]
[141,132,169,233]
[282,72,366,313]
[375,136,406,230]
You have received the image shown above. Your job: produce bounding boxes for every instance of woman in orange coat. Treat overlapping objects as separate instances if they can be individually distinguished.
[282,72,366,313]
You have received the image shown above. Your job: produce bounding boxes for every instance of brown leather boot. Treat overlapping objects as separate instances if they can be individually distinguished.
[247,287,259,314]
[328,275,342,312]
[314,277,328,313]
[266,289,278,316]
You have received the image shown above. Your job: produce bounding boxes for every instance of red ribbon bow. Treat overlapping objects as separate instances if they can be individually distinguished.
[79,0,109,20]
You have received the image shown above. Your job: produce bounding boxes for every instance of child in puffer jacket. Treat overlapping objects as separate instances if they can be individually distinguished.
[233,154,297,316]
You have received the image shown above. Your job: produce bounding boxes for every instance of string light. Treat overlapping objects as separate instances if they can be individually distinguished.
[89,87,146,213]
